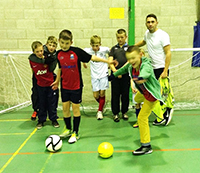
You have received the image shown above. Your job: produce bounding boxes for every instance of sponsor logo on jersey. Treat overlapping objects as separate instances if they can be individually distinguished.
[37,69,47,75]
[61,65,76,69]
[70,54,74,60]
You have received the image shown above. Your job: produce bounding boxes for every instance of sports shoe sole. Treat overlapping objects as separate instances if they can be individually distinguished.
[153,119,166,126]
[133,149,153,155]
[165,108,174,126]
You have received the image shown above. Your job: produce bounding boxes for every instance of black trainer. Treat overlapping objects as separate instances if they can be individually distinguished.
[52,120,60,128]
[122,114,129,120]
[133,145,153,155]
[36,122,43,130]
[113,115,120,122]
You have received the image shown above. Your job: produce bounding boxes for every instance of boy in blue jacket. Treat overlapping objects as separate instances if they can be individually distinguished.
[109,46,163,155]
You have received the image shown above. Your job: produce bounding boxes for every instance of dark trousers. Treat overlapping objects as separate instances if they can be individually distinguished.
[111,74,130,115]
[37,85,59,123]
[31,73,59,112]
[153,68,169,80]
[31,75,38,112]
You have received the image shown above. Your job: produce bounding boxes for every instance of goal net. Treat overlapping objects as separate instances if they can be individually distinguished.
[0,48,200,114]
[0,52,32,114]
[169,48,200,110]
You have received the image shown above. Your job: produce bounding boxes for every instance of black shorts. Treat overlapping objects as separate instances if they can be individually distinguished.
[61,88,82,104]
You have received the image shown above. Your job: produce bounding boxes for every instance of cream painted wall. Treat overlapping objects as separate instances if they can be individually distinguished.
[0,0,196,51]
[0,0,128,51]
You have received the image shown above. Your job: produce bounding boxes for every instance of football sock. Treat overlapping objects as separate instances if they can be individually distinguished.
[73,116,81,134]
[98,96,105,111]
[64,117,71,130]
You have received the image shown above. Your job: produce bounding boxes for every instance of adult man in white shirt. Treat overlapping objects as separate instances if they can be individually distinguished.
[134,14,172,126]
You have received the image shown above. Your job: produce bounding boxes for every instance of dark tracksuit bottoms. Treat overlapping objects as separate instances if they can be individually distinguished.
[111,73,130,115]
[37,85,59,123]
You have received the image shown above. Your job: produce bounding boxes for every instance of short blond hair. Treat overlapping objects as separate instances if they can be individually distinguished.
[90,35,101,44]
[46,36,58,45]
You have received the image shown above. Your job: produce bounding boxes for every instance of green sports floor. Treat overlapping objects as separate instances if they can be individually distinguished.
[0,105,200,173]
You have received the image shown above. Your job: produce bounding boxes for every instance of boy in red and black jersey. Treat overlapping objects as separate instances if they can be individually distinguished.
[29,41,59,129]
[30,36,58,121]
[51,29,113,144]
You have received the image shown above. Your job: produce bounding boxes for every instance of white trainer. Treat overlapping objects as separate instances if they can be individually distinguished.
[96,111,103,120]
[68,132,80,144]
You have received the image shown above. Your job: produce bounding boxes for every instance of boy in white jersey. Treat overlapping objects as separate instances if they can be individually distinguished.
[84,35,110,120]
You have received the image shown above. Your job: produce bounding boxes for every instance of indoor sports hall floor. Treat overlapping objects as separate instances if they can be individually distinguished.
[0,105,200,173]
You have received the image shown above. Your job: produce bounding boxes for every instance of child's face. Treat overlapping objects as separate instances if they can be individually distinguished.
[116,33,127,46]
[90,43,101,52]
[59,38,73,51]
[33,45,44,58]
[126,51,142,69]
[46,42,57,53]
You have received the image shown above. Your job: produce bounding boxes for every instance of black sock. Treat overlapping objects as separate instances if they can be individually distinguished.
[73,116,81,134]
[64,117,71,130]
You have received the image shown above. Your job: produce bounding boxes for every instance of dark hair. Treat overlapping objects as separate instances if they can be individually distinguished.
[146,13,157,21]
[116,28,127,35]
[59,29,73,40]
[126,45,141,53]
[31,41,42,52]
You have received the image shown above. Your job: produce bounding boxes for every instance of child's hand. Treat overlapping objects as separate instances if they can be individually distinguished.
[118,75,122,79]
[51,81,58,90]
[108,59,114,65]
[132,76,146,84]
[113,60,119,67]
[83,63,87,68]
[131,88,138,93]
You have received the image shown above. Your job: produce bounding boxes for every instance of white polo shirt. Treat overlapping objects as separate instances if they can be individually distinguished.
[84,47,109,79]
[144,29,170,69]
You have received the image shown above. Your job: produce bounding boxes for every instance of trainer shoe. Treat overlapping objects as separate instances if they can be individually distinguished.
[52,120,60,128]
[36,122,43,130]
[153,118,166,126]
[133,121,139,128]
[132,145,153,155]
[96,111,103,120]
[165,108,174,126]
[31,111,37,121]
[59,128,72,138]
[122,113,129,120]
[68,132,80,144]
[113,115,120,122]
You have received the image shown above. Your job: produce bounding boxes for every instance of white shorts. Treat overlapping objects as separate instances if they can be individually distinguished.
[91,76,109,92]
